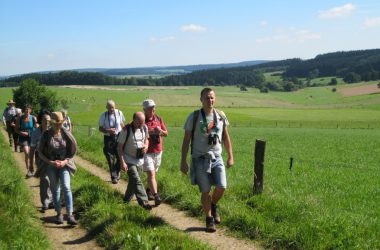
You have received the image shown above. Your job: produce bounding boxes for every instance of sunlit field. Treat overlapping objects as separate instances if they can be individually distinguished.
[1,84,379,249]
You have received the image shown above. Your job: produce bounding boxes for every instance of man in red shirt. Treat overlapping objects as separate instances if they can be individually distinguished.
[142,99,168,206]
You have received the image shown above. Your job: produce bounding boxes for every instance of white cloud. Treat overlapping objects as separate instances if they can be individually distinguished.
[318,3,355,19]
[256,28,321,44]
[149,36,176,42]
[260,20,268,27]
[364,17,380,27]
[180,24,207,33]
[47,53,55,59]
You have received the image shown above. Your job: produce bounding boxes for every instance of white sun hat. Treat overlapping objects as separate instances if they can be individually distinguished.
[142,99,156,109]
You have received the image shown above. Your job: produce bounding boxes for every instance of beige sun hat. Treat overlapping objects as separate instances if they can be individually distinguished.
[50,112,65,124]
[7,99,16,105]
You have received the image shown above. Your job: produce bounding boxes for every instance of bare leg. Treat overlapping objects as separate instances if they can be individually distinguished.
[201,192,212,217]
[23,145,30,171]
[147,170,157,194]
[211,187,225,205]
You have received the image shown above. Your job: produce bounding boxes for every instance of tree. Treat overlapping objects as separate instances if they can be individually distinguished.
[343,72,361,83]
[329,78,338,85]
[13,78,59,114]
[260,86,269,93]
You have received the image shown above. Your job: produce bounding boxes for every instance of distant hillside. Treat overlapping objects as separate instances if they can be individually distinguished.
[283,49,380,81]
[2,49,380,92]
[160,49,380,90]
[72,60,270,76]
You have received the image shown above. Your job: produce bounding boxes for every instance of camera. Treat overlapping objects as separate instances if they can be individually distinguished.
[136,147,145,159]
[208,133,219,145]
[151,134,160,145]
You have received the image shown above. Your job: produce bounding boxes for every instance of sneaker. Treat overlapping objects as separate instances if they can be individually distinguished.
[111,178,118,184]
[67,215,78,225]
[146,188,154,200]
[206,216,216,233]
[55,213,64,224]
[26,170,34,178]
[211,203,221,224]
[138,200,152,210]
[154,193,161,206]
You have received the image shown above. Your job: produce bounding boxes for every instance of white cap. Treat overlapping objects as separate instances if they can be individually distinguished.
[142,99,156,109]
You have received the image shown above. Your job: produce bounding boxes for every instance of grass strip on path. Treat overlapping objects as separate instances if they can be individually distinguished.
[0,129,50,250]
[72,166,212,249]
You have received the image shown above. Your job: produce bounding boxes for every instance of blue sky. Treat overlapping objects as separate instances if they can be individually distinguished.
[1,0,380,75]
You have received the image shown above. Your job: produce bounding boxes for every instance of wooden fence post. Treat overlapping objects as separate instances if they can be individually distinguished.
[253,139,266,195]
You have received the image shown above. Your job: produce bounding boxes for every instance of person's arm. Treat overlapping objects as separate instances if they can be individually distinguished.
[180,130,192,174]
[33,116,38,128]
[38,133,59,168]
[117,142,128,172]
[223,126,234,167]
[143,133,149,153]
[159,118,168,137]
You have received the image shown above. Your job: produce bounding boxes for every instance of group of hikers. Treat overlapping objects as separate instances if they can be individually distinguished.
[2,87,234,232]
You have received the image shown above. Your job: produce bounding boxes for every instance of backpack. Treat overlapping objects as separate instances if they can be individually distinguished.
[191,109,226,154]
[122,123,148,151]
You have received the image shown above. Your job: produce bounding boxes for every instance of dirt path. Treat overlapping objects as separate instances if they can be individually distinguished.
[1,129,102,250]
[74,156,260,250]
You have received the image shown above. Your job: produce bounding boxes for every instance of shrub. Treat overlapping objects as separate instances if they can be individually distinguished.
[260,87,269,93]
[13,78,59,113]
[329,78,338,86]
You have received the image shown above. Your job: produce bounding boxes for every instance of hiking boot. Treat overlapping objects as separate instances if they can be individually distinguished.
[26,170,34,178]
[211,203,221,224]
[154,193,162,206]
[55,213,64,224]
[206,216,216,233]
[146,188,154,200]
[41,206,48,213]
[67,215,78,225]
[138,200,152,210]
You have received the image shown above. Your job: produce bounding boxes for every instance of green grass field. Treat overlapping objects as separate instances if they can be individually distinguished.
[0,132,50,249]
[1,83,379,249]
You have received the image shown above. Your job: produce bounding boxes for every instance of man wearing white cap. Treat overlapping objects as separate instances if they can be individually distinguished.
[2,100,17,147]
[142,99,168,206]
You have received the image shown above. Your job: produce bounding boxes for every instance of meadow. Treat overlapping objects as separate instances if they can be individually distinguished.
[1,83,379,249]
[0,133,50,249]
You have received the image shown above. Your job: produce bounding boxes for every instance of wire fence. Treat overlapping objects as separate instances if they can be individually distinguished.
[72,120,380,137]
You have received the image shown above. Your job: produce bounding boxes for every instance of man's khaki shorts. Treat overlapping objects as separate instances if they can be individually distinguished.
[143,152,162,172]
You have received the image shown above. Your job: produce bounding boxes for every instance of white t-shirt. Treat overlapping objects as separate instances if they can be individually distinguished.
[184,109,229,158]
[98,109,126,135]
[117,125,148,166]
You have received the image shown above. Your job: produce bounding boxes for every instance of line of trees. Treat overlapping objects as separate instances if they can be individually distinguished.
[283,49,380,83]
[2,49,380,90]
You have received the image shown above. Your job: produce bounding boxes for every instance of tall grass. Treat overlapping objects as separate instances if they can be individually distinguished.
[72,167,211,249]
[74,126,380,249]
[0,131,50,249]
